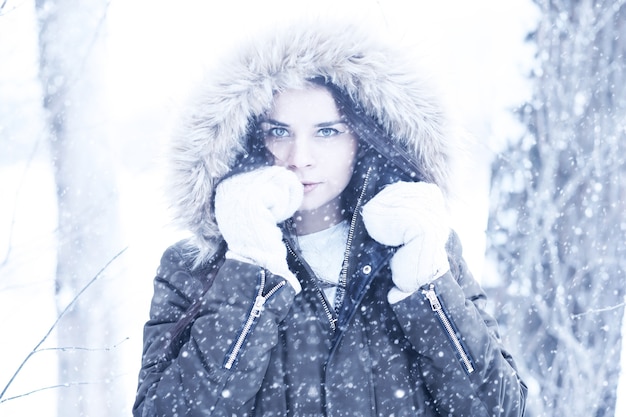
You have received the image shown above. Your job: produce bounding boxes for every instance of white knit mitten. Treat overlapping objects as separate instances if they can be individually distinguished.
[214,166,304,293]
[362,181,450,303]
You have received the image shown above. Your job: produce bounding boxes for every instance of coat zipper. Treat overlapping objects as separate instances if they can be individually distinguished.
[422,284,475,374]
[224,270,286,370]
[334,166,373,312]
[283,166,374,331]
[285,242,338,331]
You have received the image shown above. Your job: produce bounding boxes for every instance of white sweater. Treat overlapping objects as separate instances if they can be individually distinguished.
[297,220,349,307]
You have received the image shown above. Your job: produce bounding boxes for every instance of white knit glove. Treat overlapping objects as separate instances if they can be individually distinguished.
[214,166,304,293]
[362,181,450,303]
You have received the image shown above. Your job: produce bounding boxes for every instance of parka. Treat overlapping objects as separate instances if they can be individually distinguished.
[133,21,528,417]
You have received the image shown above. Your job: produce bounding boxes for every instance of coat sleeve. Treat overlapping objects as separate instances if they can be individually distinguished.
[390,232,527,417]
[133,245,296,417]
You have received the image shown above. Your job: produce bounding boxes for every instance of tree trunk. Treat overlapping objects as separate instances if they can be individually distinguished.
[486,1,626,416]
[35,1,124,416]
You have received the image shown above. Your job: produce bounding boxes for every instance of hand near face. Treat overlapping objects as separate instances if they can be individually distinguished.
[362,181,450,299]
[214,166,304,292]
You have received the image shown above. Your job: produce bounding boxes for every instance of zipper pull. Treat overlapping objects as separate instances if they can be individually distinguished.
[423,286,442,311]
[251,295,266,317]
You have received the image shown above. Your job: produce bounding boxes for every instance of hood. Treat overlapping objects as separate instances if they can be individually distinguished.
[167,20,455,263]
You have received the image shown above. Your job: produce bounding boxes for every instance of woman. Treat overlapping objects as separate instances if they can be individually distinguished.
[133,21,527,417]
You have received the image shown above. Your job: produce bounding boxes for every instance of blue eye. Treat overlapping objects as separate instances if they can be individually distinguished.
[317,127,340,137]
[267,127,290,138]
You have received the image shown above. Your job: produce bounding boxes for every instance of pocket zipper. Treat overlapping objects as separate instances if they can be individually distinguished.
[422,284,475,374]
[224,270,286,370]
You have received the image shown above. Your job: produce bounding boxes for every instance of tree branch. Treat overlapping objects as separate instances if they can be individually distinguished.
[36,337,129,353]
[0,381,91,404]
[0,134,44,269]
[0,247,127,401]
[571,301,626,319]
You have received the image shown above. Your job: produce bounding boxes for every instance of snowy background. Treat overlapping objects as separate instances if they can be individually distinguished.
[1,0,622,415]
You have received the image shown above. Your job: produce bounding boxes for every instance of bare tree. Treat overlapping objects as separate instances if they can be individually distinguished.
[486,1,626,416]
[35,0,125,415]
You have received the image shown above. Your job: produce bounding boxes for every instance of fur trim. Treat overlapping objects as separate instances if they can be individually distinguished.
[167,20,454,264]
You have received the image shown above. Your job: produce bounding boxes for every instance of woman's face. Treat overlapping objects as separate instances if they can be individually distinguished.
[262,87,358,213]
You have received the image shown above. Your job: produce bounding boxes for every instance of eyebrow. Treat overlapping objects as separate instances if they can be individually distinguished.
[316,120,346,128]
[260,118,347,128]
[262,118,289,127]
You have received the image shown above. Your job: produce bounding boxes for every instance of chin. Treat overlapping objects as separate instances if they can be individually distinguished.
[297,204,319,213]
[297,199,325,213]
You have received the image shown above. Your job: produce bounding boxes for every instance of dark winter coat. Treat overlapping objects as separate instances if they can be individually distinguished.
[132,21,527,416]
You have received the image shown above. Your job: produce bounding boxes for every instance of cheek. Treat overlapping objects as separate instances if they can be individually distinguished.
[340,140,358,169]
[264,141,288,165]
[330,143,357,182]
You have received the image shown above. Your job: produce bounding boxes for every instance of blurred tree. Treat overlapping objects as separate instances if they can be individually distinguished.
[487,0,626,416]
[35,0,124,416]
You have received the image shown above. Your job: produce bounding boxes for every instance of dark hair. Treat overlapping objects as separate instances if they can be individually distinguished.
[235,77,424,212]
[308,77,423,181]
[240,77,423,177]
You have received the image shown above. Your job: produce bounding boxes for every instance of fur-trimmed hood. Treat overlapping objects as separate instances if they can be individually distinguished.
[167,21,455,263]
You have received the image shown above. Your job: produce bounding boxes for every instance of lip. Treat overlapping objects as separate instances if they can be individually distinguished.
[301,182,320,193]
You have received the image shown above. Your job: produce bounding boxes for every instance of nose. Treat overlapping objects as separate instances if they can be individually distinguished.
[285,138,315,169]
